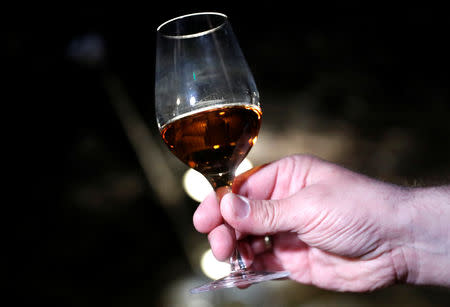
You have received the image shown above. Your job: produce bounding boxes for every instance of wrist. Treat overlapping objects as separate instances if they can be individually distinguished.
[396,186,450,287]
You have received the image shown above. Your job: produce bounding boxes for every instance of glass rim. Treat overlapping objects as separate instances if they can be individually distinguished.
[156,12,228,39]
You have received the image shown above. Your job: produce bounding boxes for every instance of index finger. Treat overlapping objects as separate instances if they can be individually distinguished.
[232,155,318,200]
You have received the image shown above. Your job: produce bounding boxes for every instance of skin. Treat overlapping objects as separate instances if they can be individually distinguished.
[193,154,450,291]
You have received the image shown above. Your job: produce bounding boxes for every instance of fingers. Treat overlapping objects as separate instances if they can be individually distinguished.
[193,191,253,262]
[194,155,324,237]
[207,224,235,261]
[207,225,254,264]
[194,154,332,264]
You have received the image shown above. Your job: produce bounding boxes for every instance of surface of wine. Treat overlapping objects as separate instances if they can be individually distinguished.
[160,104,261,179]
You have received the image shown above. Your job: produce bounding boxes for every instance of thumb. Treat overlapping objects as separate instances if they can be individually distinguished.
[220,193,300,235]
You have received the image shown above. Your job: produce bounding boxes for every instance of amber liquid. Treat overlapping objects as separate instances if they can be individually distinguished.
[160,104,261,187]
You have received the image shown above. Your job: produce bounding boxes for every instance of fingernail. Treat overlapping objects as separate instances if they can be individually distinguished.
[232,194,250,219]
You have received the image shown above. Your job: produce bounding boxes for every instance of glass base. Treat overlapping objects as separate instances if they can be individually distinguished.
[190,270,290,294]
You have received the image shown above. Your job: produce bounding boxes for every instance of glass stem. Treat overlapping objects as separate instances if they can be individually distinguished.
[230,247,247,272]
[214,183,248,273]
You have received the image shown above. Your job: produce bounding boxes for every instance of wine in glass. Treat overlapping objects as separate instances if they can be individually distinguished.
[155,12,289,293]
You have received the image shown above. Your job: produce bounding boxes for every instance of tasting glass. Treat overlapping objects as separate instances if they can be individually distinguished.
[155,12,289,293]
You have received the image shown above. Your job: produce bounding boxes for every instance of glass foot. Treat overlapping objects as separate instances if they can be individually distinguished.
[190,270,290,294]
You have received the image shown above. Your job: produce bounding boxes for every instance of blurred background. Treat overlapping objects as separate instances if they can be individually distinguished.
[10,2,450,306]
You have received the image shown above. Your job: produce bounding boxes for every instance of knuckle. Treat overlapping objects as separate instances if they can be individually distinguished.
[255,200,280,232]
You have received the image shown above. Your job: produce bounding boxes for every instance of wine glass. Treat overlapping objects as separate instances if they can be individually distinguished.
[155,12,289,294]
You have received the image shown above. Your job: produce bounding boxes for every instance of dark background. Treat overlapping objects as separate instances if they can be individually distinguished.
[9,2,450,306]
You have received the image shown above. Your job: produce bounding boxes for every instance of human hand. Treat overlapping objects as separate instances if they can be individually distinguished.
[194,154,449,291]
